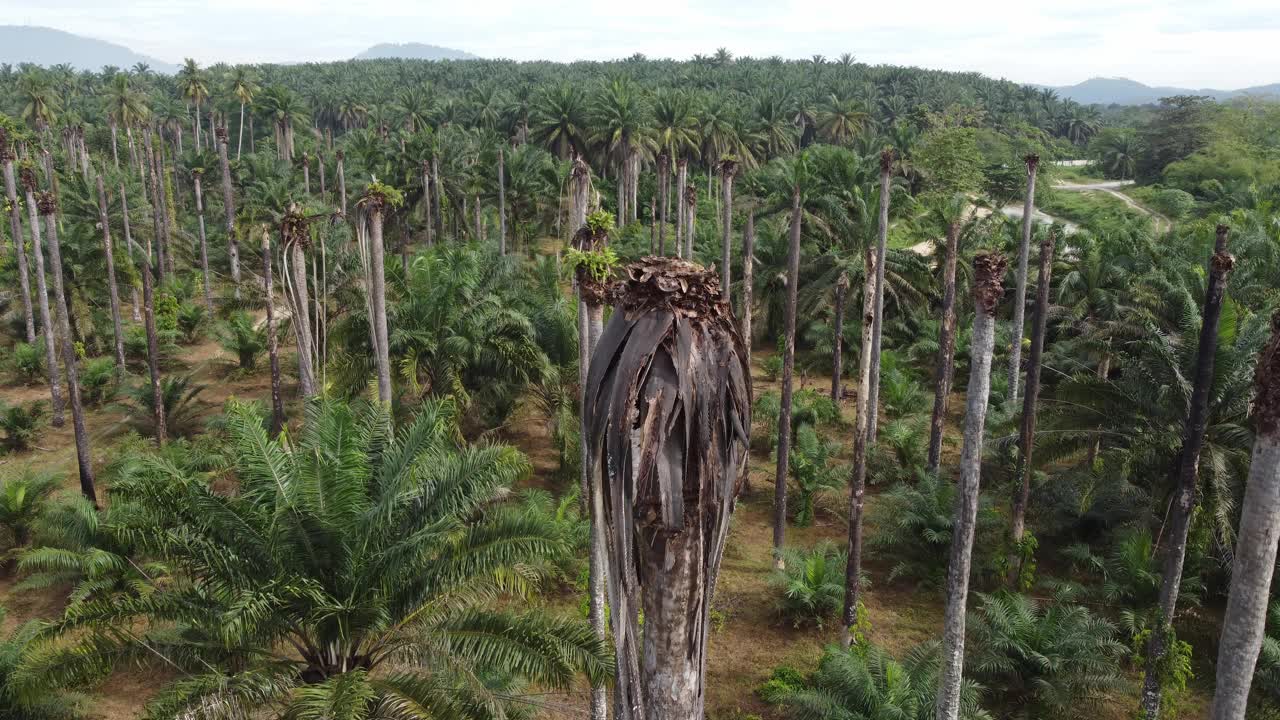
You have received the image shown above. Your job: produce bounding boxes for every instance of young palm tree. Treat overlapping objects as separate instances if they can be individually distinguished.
[1140,225,1236,720]
[36,192,95,504]
[935,253,1007,720]
[584,257,751,720]
[1007,154,1039,402]
[0,129,35,344]
[215,126,241,298]
[28,398,612,719]
[1210,311,1280,720]
[94,175,126,370]
[1008,228,1056,584]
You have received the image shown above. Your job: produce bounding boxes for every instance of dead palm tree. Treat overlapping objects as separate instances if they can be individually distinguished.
[1,130,36,344]
[1008,228,1056,584]
[281,204,317,399]
[584,257,751,720]
[19,165,63,426]
[1140,225,1235,720]
[357,185,396,404]
[215,126,241,298]
[1007,154,1039,402]
[36,192,95,504]
[1210,311,1280,720]
[934,252,1007,720]
[718,157,737,300]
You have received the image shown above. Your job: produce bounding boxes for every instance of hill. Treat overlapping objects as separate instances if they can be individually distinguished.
[1050,76,1280,105]
[353,42,479,61]
[0,25,178,74]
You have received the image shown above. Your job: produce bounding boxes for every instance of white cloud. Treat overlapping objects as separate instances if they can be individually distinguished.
[3,0,1277,87]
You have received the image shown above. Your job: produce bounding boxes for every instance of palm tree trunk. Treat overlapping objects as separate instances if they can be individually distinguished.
[95,176,126,371]
[318,154,326,198]
[1086,351,1111,466]
[38,195,96,504]
[420,159,432,245]
[194,100,202,148]
[260,230,285,436]
[935,252,1008,720]
[192,172,214,311]
[110,121,120,169]
[675,157,687,258]
[685,185,698,260]
[1008,229,1056,584]
[497,146,508,255]
[431,155,443,240]
[302,155,311,195]
[473,196,482,242]
[289,238,317,399]
[841,246,878,647]
[865,151,893,442]
[1007,155,1039,403]
[773,185,802,569]
[629,151,639,224]
[742,210,754,356]
[927,222,962,476]
[657,154,669,255]
[831,274,848,402]
[337,151,348,217]
[2,154,36,344]
[21,172,63,427]
[720,161,736,301]
[1209,316,1280,720]
[368,203,393,404]
[119,183,143,322]
[1140,226,1235,720]
[216,127,241,299]
[249,115,255,154]
[237,102,246,160]
[143,130,167,285]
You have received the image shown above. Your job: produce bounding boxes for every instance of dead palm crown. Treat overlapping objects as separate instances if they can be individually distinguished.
[585,256,752,719]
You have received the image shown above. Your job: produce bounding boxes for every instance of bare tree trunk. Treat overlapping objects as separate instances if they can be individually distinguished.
[831,274,848,402]
[420,159,432,245]
[260,230,285,436]
[38,195,96,504]
[110,122,120,169]
[496,147,507,255]
[249,115,255,154]
[774,186,802,569]
[21,170,63,426]
[96,176,127,371]
[142,129,167,286]
[1007,154,1039,403]
[302,154,311,195]
[865,151,894,441]
[741,210,754,356]
[192,171,214,311]
[841,246,878,647]
[289,237,316,399]
[2,152,36,344]
[336,151,348,216]
[367,202,393,404]
[1210,315,1280,720]
[719,160,736,301]
[216,127,241,299]
[318,153,326,198]
[119,183,142,322]
[675,157,687,258]
[1008,229,1056,585]
[685,185,698,260]
[935,253,1007,720]
[1140,225,1234,720]
[927,222,962,476]
[657,154,669,255]
[136,148,169,445]
[431,155,443,240]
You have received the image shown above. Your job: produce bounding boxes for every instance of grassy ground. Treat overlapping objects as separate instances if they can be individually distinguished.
[0,307,1215,720]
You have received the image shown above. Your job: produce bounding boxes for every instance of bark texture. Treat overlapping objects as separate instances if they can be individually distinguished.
[584,258,751,720]
[934,253,1007,720]
[1007,154,1039,402]
[1140,226,1235,720]
[927,221,962,476]
[1209,311,1280,720]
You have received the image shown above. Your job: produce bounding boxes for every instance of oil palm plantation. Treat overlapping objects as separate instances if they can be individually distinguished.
[25,398,612,719]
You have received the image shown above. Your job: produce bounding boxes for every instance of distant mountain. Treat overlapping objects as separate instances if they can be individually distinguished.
[1049,77,1280,105]
[0,26,178,74]
[354,43,479,62]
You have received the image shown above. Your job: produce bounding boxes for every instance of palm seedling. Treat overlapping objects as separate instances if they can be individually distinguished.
[0,401,46,453]
[216,310,267,371]
[120,374,205,438]
[0,470,59,558]
[769,542,850,628]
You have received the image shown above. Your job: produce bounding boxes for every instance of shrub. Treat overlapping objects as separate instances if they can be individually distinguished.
[217,311,267,370]
[10,340,43,384]
[762,354,783,381]
[120,374,206,438]
[756,664,806,704]
[789,424,841,527]
[774,642,988,719]
[78,357,118,407]
[176,301,207,343]
[968,592,1124,718]
[870,474,998,588]
[123,323,180,368]
[0,401,46,453]
[0,470,59,554]
[769,542,852,628]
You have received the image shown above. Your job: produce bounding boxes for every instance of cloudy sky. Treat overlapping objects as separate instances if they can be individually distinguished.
[6,0,1278,88]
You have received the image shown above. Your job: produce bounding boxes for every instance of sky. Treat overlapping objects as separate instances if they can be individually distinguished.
[5,0,1279,89]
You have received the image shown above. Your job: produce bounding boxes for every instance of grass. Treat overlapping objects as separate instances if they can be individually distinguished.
[1040,186,1150,229]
